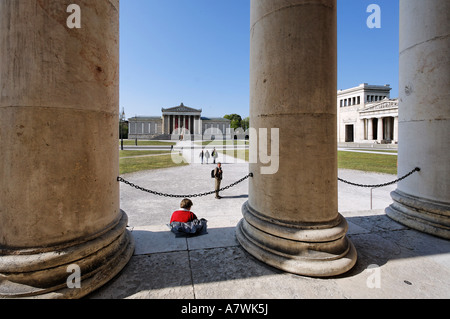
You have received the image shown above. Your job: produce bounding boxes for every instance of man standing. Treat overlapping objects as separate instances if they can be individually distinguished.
[214,162,223,199]
[212,147,218,164]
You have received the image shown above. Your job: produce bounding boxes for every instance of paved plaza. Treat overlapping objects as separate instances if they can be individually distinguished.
[88,150,450,299]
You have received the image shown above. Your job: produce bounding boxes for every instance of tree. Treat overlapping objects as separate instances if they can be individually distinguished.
[241,117,249,131]
[224,114,242,130]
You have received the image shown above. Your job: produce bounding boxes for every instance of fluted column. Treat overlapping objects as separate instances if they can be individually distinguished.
[386,0,450,239]
[377,117,383,142]
[368,118,374,140]
[236,0,356,277]
[0,0,134,298]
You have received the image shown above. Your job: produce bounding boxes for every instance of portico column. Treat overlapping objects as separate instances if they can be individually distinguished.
[393,116,398,143]
[368,118,373,140]
[377,117,383,142]
[386,0,450,239]
[0,0,134,298]
[236,0,357,277]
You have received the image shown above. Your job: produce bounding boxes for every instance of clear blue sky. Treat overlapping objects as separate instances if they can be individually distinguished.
[120,0,399,119]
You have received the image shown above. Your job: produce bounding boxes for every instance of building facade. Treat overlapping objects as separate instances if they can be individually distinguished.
[128,103,231,140]
[337,83,398,144]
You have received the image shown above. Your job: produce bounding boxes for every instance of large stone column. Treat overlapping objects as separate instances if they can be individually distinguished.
[0,0,134,298]
[386,0,450,239]
[236,0,357,277]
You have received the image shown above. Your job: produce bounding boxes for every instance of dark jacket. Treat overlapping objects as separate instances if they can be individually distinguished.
[214,167,223,180]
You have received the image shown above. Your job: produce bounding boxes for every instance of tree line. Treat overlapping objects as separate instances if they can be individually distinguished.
[223,114,249,131]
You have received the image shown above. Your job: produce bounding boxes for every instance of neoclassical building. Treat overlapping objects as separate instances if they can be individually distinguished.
[128,103,231,139]
[337,83,398,144]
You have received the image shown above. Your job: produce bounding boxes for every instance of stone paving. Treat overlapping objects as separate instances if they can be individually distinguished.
[88,148,450,299]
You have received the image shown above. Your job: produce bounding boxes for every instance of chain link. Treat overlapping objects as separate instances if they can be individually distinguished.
[338,167,420,188]
[117,173,253,198]
[118,167,420,197]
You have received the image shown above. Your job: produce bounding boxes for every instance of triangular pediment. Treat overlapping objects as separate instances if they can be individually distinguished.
[162,103,202,113]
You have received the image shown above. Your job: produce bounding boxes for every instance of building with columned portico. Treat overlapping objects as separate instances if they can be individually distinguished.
[337,83,398,144]
[128,103,231,140]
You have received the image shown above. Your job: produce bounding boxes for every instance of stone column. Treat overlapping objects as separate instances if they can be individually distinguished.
[368,118,373,140]
[377,117,383,142]
[386,0,450,239]
[393,116,398,143]
[162,115,167,134]
[236,0,357,277]
[0,0,134,298]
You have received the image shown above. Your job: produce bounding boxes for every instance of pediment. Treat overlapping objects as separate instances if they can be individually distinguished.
[162,103,202,113]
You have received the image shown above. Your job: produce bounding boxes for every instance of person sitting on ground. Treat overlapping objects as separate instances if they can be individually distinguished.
[169,198,207,237]
[170,198,197,223]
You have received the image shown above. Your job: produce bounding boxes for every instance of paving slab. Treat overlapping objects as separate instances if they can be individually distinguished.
[88,158,450,300]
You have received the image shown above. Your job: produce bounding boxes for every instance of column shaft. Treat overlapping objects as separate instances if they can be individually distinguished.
[0,0,134,298]
[236,0,356,277]
[386,0,450,239]
[377,117,383,142]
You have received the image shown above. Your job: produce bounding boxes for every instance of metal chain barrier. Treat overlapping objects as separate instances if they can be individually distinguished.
[338,167,420,188]
[118,167,420,198]
[117,173,253,198]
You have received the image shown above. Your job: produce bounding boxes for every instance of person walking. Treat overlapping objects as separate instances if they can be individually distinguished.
[212,147,218,164]
[199,150,204,164]
[205,150,210,164]
[214,162,223,199]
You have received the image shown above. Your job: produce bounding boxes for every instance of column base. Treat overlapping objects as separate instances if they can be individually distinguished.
[386,190,450,240]
[236,201,357,277]
[0,210,134,299]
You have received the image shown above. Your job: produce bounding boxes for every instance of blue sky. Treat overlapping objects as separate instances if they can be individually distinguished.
[120,0,399,119]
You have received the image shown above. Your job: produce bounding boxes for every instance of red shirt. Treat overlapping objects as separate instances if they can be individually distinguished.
[170,209,197,224]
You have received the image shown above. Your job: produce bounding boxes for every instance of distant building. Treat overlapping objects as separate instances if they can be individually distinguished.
[337,83,398,144]
[128,103,231,140]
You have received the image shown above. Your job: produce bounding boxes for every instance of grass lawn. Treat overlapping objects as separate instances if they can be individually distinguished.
[348,148,398,154]
[119,149,397,175]
[221,149,397,175]
[119,150,170,158]
[196,140,248,146]
[338,151,397,175]
[119,140,176,146]
[218,149,249,162]
[119,153,188,174]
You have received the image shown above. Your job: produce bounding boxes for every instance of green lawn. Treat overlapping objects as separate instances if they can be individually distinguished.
[197,140,248,146]
[221,149,397,175]
[119,150,170,158]
[218,149,249,162]
[119,153,188,174]
[119,140,176,146]
[348,148,398,154]
[119,149,397,175]
[338,151,397,175]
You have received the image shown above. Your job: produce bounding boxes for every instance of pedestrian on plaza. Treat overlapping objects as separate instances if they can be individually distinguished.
[199,149,204,164]
[212,147,218,164]
[205,150,210,164]
[213,162,223,199]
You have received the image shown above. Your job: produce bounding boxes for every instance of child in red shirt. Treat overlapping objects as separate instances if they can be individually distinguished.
[169,198,208,237]
[170,198,197,224]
